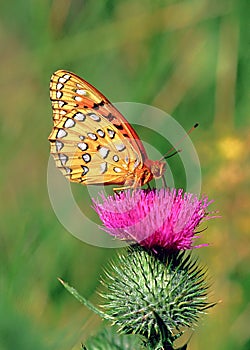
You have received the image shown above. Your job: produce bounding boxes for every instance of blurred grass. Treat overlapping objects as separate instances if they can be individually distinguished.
[0,0,249,349]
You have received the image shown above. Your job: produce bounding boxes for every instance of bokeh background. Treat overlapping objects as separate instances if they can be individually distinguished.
[0,0,249,349]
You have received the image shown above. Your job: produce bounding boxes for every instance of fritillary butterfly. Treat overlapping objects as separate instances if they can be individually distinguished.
[48,70,166,190]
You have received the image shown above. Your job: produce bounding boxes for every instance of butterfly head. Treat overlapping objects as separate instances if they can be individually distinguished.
[145,159,166,180]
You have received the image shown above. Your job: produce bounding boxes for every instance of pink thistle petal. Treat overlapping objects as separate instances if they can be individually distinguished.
[93,188,217,250]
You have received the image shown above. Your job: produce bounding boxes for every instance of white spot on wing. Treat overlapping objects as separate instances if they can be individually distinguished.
[87,133,97,140]
[58,101,65,107]
[82,166,89,175]
[65,167,71,174]
[74,112,85,121]
[115,143,126,152]
[89,113,101,122]
[108,129,115,139]
[61,74,70,81]
[56,91,63,99]
[56,82,63,90]
[76,89,87,95]
[134,158,140,169]
[55,140,64,151]
[57,129,67,138]
[77,142,88,151]
[99,147,109,159]
[64,119,75,128]
[97,129,105,137]
[100,162,108,174]
[82,153,91,163]
[114,167,122,173]
[75,96,82,102]
[59,154,68,166]
[58,77,67,84]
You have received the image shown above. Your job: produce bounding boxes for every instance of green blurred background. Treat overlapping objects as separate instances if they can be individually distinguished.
[0,0,249,349]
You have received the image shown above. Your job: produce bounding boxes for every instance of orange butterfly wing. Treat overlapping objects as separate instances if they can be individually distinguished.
[50,70,148,158]
[49,70,157,187]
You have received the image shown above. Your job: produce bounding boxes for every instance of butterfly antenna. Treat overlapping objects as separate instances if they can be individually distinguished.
[159,123,199,161]
[164,149,182,159]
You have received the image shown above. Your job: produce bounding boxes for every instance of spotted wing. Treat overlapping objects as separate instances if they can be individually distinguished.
[49,72,145,185]
[50,70,148,161]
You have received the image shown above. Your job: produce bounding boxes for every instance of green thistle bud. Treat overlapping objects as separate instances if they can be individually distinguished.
[100,247,214,349]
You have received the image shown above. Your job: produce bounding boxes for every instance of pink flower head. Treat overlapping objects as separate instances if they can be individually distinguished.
[93,188,215,250]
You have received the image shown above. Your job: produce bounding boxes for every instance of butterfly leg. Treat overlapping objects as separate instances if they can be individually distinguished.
[113,189,122,198]
[162,175,167,188]
[113,185,132,192]
[113,187,122,193]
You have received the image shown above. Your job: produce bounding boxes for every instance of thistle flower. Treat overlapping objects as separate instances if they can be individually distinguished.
[93,188,214,250]
[61,187,217,349]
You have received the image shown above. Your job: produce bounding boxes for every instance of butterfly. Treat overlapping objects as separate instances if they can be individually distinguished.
[48,70,166,190]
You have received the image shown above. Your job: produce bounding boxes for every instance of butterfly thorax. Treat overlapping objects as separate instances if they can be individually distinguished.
[126,163,153,187]
[126,159,166,188]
